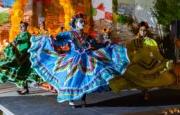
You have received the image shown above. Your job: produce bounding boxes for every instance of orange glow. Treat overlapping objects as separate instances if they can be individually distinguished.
[59,0,74,30]
[28,26,39,35]
[9,0,91,39]
[9,0,28,42]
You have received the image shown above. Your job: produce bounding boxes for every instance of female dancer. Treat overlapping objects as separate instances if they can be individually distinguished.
[29,13,130,107]
[0,21,38,94]
[110,22,175,97]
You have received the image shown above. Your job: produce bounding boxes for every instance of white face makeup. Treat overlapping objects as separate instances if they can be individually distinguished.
[75,18,85,30]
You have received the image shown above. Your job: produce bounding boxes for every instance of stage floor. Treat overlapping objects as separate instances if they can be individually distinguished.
[0,83,180,115]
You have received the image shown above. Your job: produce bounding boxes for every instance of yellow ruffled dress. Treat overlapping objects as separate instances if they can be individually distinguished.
[110,37,176,92]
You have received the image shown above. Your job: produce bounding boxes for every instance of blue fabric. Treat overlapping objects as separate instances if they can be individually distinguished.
[2,0,15,7]
[28,31,130,103]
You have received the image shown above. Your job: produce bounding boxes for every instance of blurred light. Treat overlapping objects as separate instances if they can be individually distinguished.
[135,5,143,10]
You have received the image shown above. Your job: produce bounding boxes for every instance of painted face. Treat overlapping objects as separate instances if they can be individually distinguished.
[139,26,147,37]
[20,23,27,32]
[75,18,85,30]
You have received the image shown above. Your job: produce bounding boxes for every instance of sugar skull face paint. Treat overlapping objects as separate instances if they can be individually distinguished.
[75,18,85,30]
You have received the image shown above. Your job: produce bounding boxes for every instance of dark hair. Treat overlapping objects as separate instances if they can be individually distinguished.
[70,13,84,29]
[20,21,29,27]
[138,21,153,38]
[60,26,64,31]
[138,21,149,29]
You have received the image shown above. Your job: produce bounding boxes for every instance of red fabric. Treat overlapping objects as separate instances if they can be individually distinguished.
[89,31,98,39]
[97,3,105,11]
[105,12,113,21]
[72,31,83,44]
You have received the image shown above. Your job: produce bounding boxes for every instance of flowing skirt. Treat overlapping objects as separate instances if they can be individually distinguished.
[29,36,130,102]
[0,44,40,88]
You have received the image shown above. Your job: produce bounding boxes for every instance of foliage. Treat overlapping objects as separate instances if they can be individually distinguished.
[0,12,9,25]
[115,14,134,25]
[153,0,180,31]
[117,15,128,24]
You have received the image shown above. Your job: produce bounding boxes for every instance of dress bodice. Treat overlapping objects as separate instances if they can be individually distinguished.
[13,32,31,54]
[54,31,99,53]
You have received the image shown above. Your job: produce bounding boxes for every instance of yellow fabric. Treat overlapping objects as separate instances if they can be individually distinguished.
[38,29,49,36]
[109,77,136,92]
[143,37,157,47]
[110,37,176,92]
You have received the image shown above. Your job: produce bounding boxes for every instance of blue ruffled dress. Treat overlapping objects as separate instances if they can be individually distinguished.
[28,31,130,102]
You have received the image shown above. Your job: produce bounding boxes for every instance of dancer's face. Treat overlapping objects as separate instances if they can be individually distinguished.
[75,18,85,30]
[39,22,45,30]
[20,23,27,32]
[139,26,147,37]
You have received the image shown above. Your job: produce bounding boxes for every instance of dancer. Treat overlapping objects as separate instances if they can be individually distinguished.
[29,13,130,107]
[38,20,49,35]
[0,21,39,94]
[35,20,57,93]
[110,21,175,94]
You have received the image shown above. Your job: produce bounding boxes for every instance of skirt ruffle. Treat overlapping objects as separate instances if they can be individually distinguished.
[29,35,130,102]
